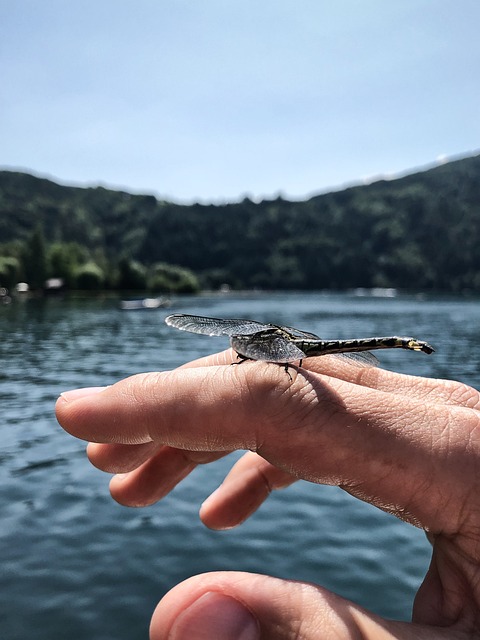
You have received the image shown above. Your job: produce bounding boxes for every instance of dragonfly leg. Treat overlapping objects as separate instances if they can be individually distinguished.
[232,353,296,381]
[283,363,293,381]
[230,353,252,366]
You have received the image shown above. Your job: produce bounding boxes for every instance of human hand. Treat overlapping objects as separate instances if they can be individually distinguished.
[56,350,480,639]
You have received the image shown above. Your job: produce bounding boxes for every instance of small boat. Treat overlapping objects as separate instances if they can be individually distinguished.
[353,287,397,298]
[120,296,171,310]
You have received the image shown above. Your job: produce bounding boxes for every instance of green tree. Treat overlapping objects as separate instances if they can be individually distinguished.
[117,257,147,290]
[0,256,20,289]
[148,262,200,293]
[23,225,47,289]
[48,242,88,288]
[74,261,105,290]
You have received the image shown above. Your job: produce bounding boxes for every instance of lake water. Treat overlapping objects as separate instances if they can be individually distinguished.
[1,291,479,639]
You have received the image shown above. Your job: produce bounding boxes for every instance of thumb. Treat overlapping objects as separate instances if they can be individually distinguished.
[149,572,442,640]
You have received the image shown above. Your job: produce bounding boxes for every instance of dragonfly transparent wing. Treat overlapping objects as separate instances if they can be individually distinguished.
[165,314,272,337]
[276,325,321,340]
[231,332,307,363]
[270,325,378,365]
[165,314,380,367]
[334,351,379,367]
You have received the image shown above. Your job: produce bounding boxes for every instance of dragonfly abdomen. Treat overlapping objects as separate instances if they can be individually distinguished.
[300,337,434,357]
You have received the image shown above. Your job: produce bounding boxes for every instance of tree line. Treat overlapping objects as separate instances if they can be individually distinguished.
[1,153,479,293]
[0,225,200,293]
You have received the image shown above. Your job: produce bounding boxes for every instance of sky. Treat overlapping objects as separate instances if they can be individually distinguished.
[1,1,479,203]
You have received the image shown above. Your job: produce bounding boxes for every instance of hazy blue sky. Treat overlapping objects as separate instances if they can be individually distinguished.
[1,1,479,202]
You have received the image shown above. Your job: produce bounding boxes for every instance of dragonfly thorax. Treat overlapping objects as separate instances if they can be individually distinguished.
[230,329,308,363]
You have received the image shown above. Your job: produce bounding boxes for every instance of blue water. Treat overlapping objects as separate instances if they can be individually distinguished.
[1,291,479,639]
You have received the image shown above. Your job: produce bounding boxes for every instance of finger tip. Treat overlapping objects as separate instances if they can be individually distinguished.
[150,585,260,640]
[199,502,243,531]
[55,387,109,434]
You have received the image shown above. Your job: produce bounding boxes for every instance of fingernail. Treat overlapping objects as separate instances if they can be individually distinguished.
[112,472,130,483]
[170,592,260,640]
[59,387,108,403]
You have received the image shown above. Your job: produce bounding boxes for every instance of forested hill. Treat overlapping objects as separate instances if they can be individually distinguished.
[1,153,479,292]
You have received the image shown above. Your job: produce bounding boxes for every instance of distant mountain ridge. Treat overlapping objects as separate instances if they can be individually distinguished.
[1,154,479,291]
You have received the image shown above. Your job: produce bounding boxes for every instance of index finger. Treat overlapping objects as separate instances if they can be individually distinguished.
[56,360,480,536]
[181,348,480,409]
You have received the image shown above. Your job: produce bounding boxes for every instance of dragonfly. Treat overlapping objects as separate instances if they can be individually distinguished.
[165,313,434,370]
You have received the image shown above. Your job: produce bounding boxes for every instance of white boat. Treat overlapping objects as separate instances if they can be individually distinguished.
[120,296,171,310]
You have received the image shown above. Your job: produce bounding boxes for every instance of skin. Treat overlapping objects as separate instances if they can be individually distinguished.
[55,348,480,639]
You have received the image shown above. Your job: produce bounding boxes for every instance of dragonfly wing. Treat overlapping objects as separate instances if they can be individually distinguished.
[165,314,271,337]
[231,332,307,363]
[278,325,321,340]
[334,352,379,367]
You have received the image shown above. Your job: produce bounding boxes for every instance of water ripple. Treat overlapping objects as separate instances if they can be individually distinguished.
[1,292,475,638]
